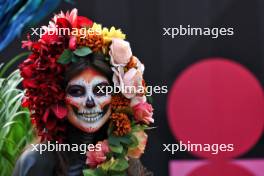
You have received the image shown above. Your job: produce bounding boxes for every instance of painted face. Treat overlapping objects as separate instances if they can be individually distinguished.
[65,68,111,133]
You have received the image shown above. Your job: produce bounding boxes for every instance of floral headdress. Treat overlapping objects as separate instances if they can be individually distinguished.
[20,9,154,175]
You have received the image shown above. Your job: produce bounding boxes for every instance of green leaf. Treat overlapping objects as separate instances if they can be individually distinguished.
[0,52,30,78]
[57,49,72,64]
[101,159,114,171]
[83,169,97,176]
[118,135,132,145]
[108,135,121,146]
[109,134,132,146]
[0,67,34,175]
[109,159,129,172]
[146,95,154,104]
[109,144,123,154]
[71,55,79,63]
[131,123,148,132]
[128,134,139,148]
[83,168,105,176]
[73,47,92,57]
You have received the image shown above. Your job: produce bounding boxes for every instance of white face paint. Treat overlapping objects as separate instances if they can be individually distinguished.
[65,68,111,133]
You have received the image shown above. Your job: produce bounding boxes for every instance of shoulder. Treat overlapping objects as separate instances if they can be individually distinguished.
[12,144,57,176]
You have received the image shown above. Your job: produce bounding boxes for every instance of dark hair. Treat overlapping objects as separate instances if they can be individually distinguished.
[64,53,113,84]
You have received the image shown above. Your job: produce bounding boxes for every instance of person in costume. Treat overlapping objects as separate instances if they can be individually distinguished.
[13,9,154,176]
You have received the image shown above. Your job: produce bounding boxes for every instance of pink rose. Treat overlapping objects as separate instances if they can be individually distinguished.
[112,66,125,87]
[132,102,154,124]
[130,96,147,107]
[122,68,144,98]
[128,131,148,158]
[109,38,132,66]
[86,140,110,168]
[69,36,77,50]
[112,67,144,99]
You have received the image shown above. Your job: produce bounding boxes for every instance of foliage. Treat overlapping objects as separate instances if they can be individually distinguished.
[83,122,150,176]
[57,47,92,64]
[0,54,34,176]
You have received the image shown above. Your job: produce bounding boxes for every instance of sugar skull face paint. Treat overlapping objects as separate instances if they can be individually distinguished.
[65,68,111,133]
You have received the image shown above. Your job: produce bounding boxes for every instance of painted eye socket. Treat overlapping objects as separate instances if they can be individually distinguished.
[67,85,85,97]
[93,82,110,96]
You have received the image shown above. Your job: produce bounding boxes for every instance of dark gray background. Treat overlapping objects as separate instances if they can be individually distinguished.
[1,0,264,175]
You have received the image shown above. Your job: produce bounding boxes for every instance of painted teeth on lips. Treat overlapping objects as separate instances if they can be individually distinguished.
[79,114,103,122]
[79,110,101,114]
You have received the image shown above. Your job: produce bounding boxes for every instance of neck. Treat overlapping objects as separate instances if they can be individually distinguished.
[66,122,95,145]
[64,123,94,176]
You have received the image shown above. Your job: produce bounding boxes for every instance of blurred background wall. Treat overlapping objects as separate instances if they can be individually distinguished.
[0,0,263,175]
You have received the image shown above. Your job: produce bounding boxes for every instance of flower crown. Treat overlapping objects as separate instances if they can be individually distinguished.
[20,9,154,175]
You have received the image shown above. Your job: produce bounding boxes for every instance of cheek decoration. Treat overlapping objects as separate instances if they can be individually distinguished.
[65,98,80,108]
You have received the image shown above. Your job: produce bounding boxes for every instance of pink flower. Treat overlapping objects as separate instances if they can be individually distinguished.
[112,67,144,99]
[133,56,145,73]
[109,38,132,66]
[86,140,110,168]
[130,96,146,107]
[69,36,77,50]
[128,131,148,158]
[53,8,78,28]
[132,102,154,124]
[123,68,144,98]
[100,140,110,153]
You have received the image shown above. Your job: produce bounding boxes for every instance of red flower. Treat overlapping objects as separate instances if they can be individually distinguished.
[40,32,61,45]
[56,18,72,29]
[20,63,35,78]
[22,34,33,49]
[77,16,93,28]
[31,42,42,52]
[22,79,38,88]
[69,36,77,50]
[19,9,95,142]
[51,104,68,119]
[21,97,29,107]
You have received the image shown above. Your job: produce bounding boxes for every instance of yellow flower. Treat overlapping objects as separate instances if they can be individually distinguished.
[87,23,126,54]
[91,22,103,35]
[102,26,126,44]
[90,23,126,43]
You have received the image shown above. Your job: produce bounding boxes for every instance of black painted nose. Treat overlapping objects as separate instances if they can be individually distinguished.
[86,97,95,108]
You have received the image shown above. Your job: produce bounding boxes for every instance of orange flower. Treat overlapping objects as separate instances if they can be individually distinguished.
[125,56,137,70]
[111,113,131,136]
[76,31,104,52]
[111,94,130,111]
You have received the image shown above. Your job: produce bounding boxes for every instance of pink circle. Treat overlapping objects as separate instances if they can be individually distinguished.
[167,58,264,159]
[188,162,254,176]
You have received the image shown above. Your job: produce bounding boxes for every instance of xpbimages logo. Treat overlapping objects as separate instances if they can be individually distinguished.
[30,141,102,154]
[30,26,102,38]
[163,25,234,39]
[95,84,168,96]
[163,141,234,155]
